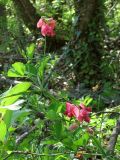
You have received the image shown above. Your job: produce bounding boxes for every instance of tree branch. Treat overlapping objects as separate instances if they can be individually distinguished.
[107,116,120,154]
[16,126,36,144]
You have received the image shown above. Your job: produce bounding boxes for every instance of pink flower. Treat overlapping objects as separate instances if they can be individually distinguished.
[37,17,56,37]
[72,106,80,118]
[64,102,92,123]
[48,18,56,29]
[79,103,92,112]
[64,102,80,119]
[77,103,92,123]
[37,18,45,28]
[41,24,55,37]
[64,102,75,117]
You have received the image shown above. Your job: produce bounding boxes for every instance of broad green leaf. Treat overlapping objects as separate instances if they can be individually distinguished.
[0,108,7,117]
[49,102,63,113]
[26,43,35,59]
[0,82,31,106]
[46,110,58,120]
[0,100,25,110]
[3,110,13,129]
[8,62,26,77]
[0,120,7,142]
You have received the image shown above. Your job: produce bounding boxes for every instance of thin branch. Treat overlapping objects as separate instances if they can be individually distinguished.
[16,126,36,144]
[107,116,120,154]
[92,111,120,115]
[106,1,118,16]
[3,150,103,160]
[3,150,70,160]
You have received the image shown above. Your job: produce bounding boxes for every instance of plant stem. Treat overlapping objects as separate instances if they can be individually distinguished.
[44,36,46,56]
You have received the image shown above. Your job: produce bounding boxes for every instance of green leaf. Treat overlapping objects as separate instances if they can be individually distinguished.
[7,151,12,154]
[3,110,13,129]
[54,121,62,138]
[0,100,25,110]
[8,62,26,77]
[62,137,73,149]
[26,43,35,59]
[26,63,37,78]
[55,155,68,160]
[43,91,56,101]
[46,110,58,120]
[74,133,89,146]
[83,96,93,106]
[0,82,31,106]
[12,109,30,122]
[38,57,49,79]
[49,102,63,113]
[0,108,7,117]
[0,120,7,142]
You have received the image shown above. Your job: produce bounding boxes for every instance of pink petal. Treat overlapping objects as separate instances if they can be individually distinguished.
[79,103,85,109]
[49,18,56,29]
[37,18,45,28]
[66,102,72,112]
[41,25,47,36]
[41,24,52,36]
[84,116,90,123]
[86,107,92,112]
[79,109,88,116]
[77,115,84,122]
[65,102,75,117]
[72,106,80,118]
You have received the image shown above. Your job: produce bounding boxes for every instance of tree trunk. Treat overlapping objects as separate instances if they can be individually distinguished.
[0,2,7,52]
[12,0,66,52]
[12,0,39,33]
[68,0,105,86]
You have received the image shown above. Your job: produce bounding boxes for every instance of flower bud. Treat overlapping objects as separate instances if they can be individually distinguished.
[68,123,79,131]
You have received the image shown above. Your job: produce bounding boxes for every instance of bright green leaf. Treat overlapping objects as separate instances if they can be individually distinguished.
[0,120,7,142]
[3,110,13,129]
[0,82,31,106]
[26,43,35,59]
[8,62,26,77]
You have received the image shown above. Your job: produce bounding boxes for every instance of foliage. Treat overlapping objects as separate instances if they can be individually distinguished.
[0,0,120,159]
[0,42,119,159]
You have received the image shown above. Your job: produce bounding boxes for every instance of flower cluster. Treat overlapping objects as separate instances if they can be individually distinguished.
[64,102,92,123]
[37,17,56,37]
